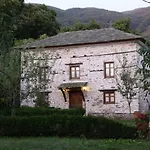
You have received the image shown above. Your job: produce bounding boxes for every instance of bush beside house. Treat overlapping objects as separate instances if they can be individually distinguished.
[134,111,149,139]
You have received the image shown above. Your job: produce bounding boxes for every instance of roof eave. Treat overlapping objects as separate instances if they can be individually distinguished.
[23,37,144,50]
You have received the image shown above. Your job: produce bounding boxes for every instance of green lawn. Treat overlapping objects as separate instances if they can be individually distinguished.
[0,137,150,150]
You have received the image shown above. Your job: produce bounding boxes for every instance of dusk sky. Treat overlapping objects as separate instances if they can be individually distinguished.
[25,0,149,12]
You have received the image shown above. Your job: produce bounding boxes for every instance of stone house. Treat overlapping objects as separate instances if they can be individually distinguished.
[21,28,147,118]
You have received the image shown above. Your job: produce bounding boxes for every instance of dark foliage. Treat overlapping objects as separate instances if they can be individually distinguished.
[15,4,60,39]
[60,20,100,32]
[0,115,137,139]
[0,0,23,55]
[112,18,132,33]
[0,107,85,116]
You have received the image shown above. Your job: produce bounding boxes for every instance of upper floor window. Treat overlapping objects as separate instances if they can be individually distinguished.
[104,62,114,78]
[103,90,115,104]
[39,66,48,81]
[70,65,80,79]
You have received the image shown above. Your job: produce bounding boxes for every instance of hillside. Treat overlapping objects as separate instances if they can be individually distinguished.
[48,6,150,37]
[124,7,150,37]
[48,6,127,27]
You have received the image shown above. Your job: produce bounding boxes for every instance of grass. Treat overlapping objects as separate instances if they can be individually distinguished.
[0,137,150,150]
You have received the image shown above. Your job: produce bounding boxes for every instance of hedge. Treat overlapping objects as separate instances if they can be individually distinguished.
[0,107,85,116]
[0,115,137,139]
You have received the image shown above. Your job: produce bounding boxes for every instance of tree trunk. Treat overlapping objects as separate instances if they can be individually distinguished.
[11,106,16,117]
[128,101,132,119]
[11,91,16,117]
[148,120,150,140]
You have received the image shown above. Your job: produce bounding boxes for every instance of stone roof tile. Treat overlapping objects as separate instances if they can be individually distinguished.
[23,28,143,49]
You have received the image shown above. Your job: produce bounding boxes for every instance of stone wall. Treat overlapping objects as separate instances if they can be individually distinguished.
[21,40,147,116]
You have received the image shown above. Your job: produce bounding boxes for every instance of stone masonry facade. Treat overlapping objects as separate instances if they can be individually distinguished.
[21,40,148,118]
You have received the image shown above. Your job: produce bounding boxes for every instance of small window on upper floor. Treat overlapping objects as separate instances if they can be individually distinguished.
[70,65,80,79]
[39,66,48,81]
[104,62,114,78]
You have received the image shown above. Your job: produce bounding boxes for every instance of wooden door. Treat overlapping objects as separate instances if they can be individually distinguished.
[69,91,83,108]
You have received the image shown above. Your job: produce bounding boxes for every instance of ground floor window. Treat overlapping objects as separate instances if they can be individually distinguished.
[103,90,115,104]
[35,92,49,107]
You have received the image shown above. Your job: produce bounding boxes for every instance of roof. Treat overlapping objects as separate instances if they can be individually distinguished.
[23,28,143,49]
[58,82,88,89]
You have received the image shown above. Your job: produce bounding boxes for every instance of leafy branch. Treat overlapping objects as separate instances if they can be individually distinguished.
[143,0,150,4]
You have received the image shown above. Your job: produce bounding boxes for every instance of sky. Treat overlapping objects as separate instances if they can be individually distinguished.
[24,0,150,12]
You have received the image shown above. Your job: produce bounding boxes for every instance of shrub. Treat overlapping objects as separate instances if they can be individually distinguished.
[134,111,149,139]
[0,98,10,107]
[0,107,85,116]
[0,115,137,139]
[0,107,11,116]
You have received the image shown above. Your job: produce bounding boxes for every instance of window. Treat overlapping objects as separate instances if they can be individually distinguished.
[36,92,49,107]
[39,66,48,81]
[104,62,114,78]
[103,91,115,104]
[42,92,49,102]
[70,65,80,79]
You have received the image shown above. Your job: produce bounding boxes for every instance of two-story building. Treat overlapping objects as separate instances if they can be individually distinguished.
[21,28,147,118]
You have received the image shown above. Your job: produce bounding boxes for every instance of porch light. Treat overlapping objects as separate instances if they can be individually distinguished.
[63,88,69,92]
[82,86,91,91]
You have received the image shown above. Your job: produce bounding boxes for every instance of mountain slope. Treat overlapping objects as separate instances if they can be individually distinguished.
[124,7,150,37]
[48,6,150,37]
[48,6,128,27]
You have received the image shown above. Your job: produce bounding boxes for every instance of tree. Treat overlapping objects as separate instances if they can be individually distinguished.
[140,43,150,90]
[21,51,48,107]
[0,0,58,115]
[0,0,24,116]
[112,18,133,33]
[60,20,100,32]
[21,48,60,107]
[0,0,24,55]
[87,20,101,30]
[15,4,60,39]
[0,49,21,115]
[143,0,150,3]
[116,56,138,118]
[0,1,60,40]
[138,41,150,109]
